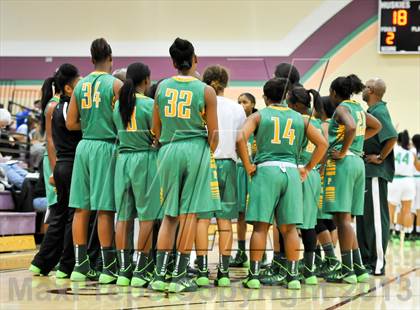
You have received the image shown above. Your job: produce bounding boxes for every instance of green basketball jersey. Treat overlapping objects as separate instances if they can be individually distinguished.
[328,100,366,156]
[299,116,323,165]
[254,104,305,164]
[113,94,155,153]
[156,76,207,144]
[74,71,117,140]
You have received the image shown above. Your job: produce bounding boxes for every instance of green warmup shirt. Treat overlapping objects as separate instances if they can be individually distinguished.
[328,100,366,157]
[299,116,323,165]
[113,94,154,152]
[363,101,397,182]
[156,76,207,144]
[74,71,117,140]
[254,104,305,164]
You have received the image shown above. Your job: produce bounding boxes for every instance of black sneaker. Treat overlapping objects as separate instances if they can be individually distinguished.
[70,257,99,282]
[168,271,198,293]
[131,260,153,288]
[229,250,249,268]
[214,268,230,287]
[259,265,286,286]
[149,269,168,292]
[286,268,301,290]
[302,264,318,285]
[99,259,118,284]
[116,263,133,286]
[325,265,357,284]
[319,257,341,278]
[242,272,260,289]
[195,268,210,287]
[354,263,369,283]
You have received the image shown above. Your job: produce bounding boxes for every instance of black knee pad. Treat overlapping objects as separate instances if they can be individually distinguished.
[315,219,328,234]
[324,219,336,232]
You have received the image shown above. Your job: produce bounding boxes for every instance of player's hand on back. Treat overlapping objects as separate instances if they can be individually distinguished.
[299,167,309,182]
[246,164,257,177]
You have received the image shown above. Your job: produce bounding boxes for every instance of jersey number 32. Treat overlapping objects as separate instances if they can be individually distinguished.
[164,88,192,119]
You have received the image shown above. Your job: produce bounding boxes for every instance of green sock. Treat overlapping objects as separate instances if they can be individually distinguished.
[219,255,230,272]
[287,260,299,277]
[117,249,132,271]
[74,244,89,272]
[315,245,322,258]
[238,240,246,252]
[352,248,365,269]
[172,252,190,277]
[146,252,154,273]
[322,242,336,258]
[155,251,170,276]
[134,251,148,272]
[341,250,353,271]
[303,251,315,271]
[196,255,208,272]
[101,247,117,270]
[249,261,260,276]
[273,251,281,262]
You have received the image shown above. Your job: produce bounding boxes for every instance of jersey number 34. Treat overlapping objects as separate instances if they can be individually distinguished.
[81,82,101,109]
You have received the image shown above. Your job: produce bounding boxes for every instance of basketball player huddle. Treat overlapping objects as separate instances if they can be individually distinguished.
[29,37,419,293]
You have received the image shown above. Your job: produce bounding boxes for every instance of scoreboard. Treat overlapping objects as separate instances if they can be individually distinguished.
[379,0,420,53]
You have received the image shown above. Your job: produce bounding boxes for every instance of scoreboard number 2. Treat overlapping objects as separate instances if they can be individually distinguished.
[386,32,395,45]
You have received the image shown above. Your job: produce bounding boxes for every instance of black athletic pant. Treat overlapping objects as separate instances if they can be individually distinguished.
[356,177,389,275]
[32,160,99,275]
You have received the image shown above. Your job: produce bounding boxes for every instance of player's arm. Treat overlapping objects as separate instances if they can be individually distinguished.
[331,105,356,160]
[66,92,81,131]
[413,153,420,171]
[204,86,219,152]
[364,112,382,140]
[236,112,260,176]
[151,84,162,141]
[45,102,58,177]
[151,101,161,141]
[318,121,330,166]
[302,119,328,180]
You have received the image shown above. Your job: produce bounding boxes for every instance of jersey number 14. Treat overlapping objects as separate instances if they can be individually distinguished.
[396,152,410,165]
[271,117,295,145]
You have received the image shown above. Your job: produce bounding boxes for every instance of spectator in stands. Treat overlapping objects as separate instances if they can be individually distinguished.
[0,161,28,189]
[0,108,11,128]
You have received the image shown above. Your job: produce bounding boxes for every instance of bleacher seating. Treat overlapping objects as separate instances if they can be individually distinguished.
[0,79,39,252]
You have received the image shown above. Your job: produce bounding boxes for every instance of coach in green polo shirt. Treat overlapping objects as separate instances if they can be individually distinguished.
[356,78,397,276]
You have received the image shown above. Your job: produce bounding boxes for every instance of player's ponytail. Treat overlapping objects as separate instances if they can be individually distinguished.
[331,74,365,99]
[412,134,420,154]
[321,96,335,119]
[398,130,410,150]
[40,75,57,135]
[307,89,323,115]
[119,62,151,129]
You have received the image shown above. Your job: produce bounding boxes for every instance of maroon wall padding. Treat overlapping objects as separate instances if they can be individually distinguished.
[0,0,377,81]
